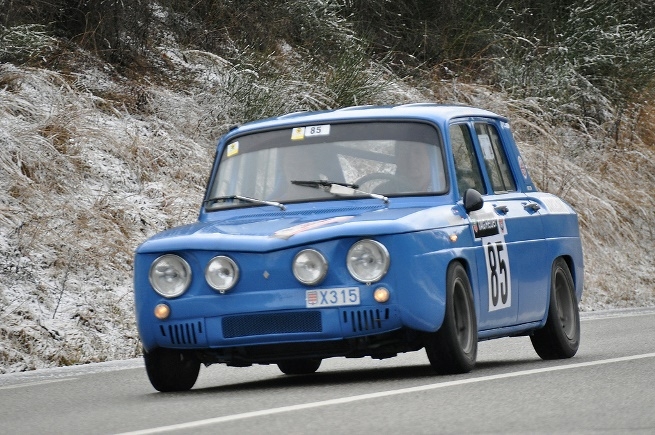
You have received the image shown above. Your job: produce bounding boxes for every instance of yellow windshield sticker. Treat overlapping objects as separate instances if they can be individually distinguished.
[291,127,305,140]
[226,141,239,157]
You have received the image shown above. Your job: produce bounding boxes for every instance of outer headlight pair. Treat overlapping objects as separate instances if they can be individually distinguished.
[293,239,390,286]
[149,254,191,298]
[149,254,239,298]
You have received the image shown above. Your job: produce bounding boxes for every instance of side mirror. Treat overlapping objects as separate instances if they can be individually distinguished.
[463,188,484,213]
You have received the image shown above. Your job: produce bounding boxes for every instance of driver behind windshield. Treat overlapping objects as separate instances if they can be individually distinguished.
[374,144,433,194]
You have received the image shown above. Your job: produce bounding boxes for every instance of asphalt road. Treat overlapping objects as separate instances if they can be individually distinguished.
[1,308,654,434]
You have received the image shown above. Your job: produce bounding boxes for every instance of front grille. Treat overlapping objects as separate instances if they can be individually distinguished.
[222,311,322,338]
[343,308,390,333]
[159,321,203,345]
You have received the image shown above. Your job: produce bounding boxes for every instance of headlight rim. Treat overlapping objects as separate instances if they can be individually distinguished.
[148,254,192,298]
[346,239,390,284]
[205,255,240,293]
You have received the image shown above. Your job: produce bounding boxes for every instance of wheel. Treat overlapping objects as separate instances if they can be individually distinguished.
[143,347,200,392]
[530,258,580,359]
[277,358,322,375]
[425,262,478,374]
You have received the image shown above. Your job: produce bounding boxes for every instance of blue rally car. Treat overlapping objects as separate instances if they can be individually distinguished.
[134,104,583,392]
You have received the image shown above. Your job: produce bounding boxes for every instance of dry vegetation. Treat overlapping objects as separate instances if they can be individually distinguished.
[1,0,654,373]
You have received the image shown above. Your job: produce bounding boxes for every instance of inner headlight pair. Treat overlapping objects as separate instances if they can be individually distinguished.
[293,249,328,285]
[149,254,238,298]
[347,239,390,283]
[292,239,390,286]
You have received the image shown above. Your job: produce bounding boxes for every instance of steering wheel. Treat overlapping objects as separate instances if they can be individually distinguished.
[354,172,396,187]
[354,172,414,193]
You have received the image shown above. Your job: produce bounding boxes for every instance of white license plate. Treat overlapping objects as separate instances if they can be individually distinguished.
[306,287,360,308]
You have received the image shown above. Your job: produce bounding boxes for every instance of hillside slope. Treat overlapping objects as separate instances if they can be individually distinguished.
[1,13,654,372]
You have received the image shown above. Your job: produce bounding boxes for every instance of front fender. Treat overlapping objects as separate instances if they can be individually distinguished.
[385,224,477,332]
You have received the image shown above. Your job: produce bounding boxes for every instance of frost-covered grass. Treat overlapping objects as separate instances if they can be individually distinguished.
[0,33,418,372]
[1,14,654,373]
[0,62,211,371]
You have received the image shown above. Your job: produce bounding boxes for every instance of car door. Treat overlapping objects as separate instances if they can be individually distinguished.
[451,121,547,330]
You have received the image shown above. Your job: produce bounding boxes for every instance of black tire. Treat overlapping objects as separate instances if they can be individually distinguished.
[530,258,580,359]
[425,262,478,374]
[277,358,322,375]
[143,347,200,392]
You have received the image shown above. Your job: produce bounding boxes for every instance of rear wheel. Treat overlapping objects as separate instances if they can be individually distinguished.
[277,358,322,375]
[530,258,580,359]
[143,347,200,392]
[425,262,478,374]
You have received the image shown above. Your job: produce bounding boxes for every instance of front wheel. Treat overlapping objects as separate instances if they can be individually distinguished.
[530,258,580,359]
[143,347,200,392]
[277,358,322,375]
[425,262,478,374]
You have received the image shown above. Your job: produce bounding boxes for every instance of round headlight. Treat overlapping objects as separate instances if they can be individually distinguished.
[293,249,328,285]
[205,256,239,293]
[347,239,390,283]
[149,254,191,298]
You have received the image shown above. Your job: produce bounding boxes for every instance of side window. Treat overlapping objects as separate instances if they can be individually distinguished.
[449,124,485,198]
[474,123,516,193]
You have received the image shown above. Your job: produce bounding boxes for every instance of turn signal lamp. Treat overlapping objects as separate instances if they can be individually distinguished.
[373,287,390,303]
[154,303,171,320]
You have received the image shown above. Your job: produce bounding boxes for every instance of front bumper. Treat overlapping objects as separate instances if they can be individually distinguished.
[148,305,402,349]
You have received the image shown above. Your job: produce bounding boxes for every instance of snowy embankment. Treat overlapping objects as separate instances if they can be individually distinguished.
[0,46,653,373]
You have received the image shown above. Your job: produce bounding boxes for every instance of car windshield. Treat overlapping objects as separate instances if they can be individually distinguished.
[205,121,447,209]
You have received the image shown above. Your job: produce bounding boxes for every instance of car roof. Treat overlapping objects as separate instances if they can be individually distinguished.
[230,103,507,136]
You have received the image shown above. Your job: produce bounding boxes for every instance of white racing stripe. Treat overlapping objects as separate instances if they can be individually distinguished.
[121,352,655,434]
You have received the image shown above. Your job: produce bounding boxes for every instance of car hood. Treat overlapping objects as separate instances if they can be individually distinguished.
[136,203,467,254]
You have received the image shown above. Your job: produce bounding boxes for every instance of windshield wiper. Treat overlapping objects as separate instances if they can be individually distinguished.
[291,180,389,204]
[291,180,359,189]
[204,195,286,211]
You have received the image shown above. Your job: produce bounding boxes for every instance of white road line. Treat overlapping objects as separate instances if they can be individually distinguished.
[0,378,77,390]
[120,352,655,435]
[580,308,655,320]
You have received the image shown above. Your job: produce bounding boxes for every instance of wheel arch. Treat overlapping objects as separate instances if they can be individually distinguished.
[561,254,583,301]
[448,256,481,328]
[539,254,580,329]
[554,253,583,303]
[545,237,584,302]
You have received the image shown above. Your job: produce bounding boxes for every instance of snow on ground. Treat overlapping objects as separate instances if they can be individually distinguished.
[0,42,654,373]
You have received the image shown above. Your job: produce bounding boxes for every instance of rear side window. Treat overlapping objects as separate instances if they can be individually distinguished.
[474,123,516,193]
[450,124,485,198]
